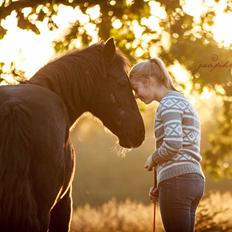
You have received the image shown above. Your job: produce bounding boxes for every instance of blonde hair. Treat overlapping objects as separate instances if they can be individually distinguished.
[129,57,179,91]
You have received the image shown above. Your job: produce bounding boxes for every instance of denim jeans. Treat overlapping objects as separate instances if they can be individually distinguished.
[158,173,205,232]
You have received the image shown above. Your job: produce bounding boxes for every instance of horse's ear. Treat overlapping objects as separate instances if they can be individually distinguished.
[103,38,115,61]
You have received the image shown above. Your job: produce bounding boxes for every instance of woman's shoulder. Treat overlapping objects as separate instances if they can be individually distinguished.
[158,90,194,115]
[160,91,200,117]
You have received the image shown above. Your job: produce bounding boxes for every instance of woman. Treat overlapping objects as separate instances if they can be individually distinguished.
[129,58,205,232]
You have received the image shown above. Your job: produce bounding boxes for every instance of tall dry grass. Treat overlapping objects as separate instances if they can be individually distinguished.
[71,192,232,232]
[196,192,232,231]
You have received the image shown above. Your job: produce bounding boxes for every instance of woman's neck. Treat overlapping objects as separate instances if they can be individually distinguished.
[154,87,172,102]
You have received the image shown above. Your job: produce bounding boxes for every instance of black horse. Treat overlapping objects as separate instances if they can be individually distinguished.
[0,38,145,231]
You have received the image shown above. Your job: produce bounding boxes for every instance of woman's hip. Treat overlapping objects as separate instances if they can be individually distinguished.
[158,172,205,204]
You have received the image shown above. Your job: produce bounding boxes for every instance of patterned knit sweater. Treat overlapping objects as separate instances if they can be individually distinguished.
[152,90,205,185]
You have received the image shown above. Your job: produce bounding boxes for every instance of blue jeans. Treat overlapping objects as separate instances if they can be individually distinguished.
[158,173,205,232]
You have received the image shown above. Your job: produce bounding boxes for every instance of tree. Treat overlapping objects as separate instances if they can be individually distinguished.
[0,0,231,178]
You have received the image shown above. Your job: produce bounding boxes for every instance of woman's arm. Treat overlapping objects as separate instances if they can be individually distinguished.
[152,102,183,164]
[144,98,184,171]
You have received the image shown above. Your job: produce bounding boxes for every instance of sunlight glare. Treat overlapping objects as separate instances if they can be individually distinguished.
[135,47,144,57]
[132,20,144,39]
[52,5,80,29]
[199,87,213,99]
[0,5,102,79]
[169,61,193,94]
[84,23,97,38]
[149,1,167,19]
[1,0,232,81]
[0,12,54,77]
[181,0,205,19]
[141,16,161,32]
[112,19,122,29]
[182,0,232,46]
[149,45,161,58]
[212,12,232,47]
[160,31,171,51]
[86,5,101,20]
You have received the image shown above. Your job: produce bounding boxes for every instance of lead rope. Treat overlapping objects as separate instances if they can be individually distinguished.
[153,169,157,232]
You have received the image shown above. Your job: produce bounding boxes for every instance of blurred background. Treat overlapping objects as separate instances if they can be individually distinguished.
[0,0,232,231]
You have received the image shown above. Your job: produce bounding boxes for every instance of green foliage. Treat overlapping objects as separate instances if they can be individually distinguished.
[0,0,232,178]
[203,100,232,179]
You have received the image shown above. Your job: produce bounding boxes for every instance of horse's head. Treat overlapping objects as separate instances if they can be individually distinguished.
[88,38,145,148]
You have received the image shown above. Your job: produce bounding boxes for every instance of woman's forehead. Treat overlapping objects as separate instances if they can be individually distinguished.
[130,76,148,84]
[130,78,147,89]
[130,70,149,78]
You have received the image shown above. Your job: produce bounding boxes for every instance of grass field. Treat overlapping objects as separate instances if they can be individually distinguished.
[71,192,232,232]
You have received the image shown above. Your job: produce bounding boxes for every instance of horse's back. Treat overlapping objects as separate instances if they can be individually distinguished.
[0,83,67,121]
[0,83,68,133]
[0,83,68,153]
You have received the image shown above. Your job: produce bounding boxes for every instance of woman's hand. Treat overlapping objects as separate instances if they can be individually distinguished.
[144,154,156,171]
[149,186,159,202]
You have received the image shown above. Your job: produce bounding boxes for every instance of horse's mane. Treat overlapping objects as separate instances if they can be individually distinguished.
[28,42,130,121]
[31,42,129,84]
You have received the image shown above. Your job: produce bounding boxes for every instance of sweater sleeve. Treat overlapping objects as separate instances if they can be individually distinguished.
[152,99,183,164]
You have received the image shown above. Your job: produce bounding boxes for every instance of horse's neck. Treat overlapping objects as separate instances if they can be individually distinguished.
[29,70,86,125]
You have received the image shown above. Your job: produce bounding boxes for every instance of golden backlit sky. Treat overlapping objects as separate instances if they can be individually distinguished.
[0,0,231,102]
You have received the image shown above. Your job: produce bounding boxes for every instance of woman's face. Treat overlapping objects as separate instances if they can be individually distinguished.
[130,77,157,104]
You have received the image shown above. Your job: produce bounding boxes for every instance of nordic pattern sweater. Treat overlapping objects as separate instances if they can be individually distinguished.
[152,90,205,185]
